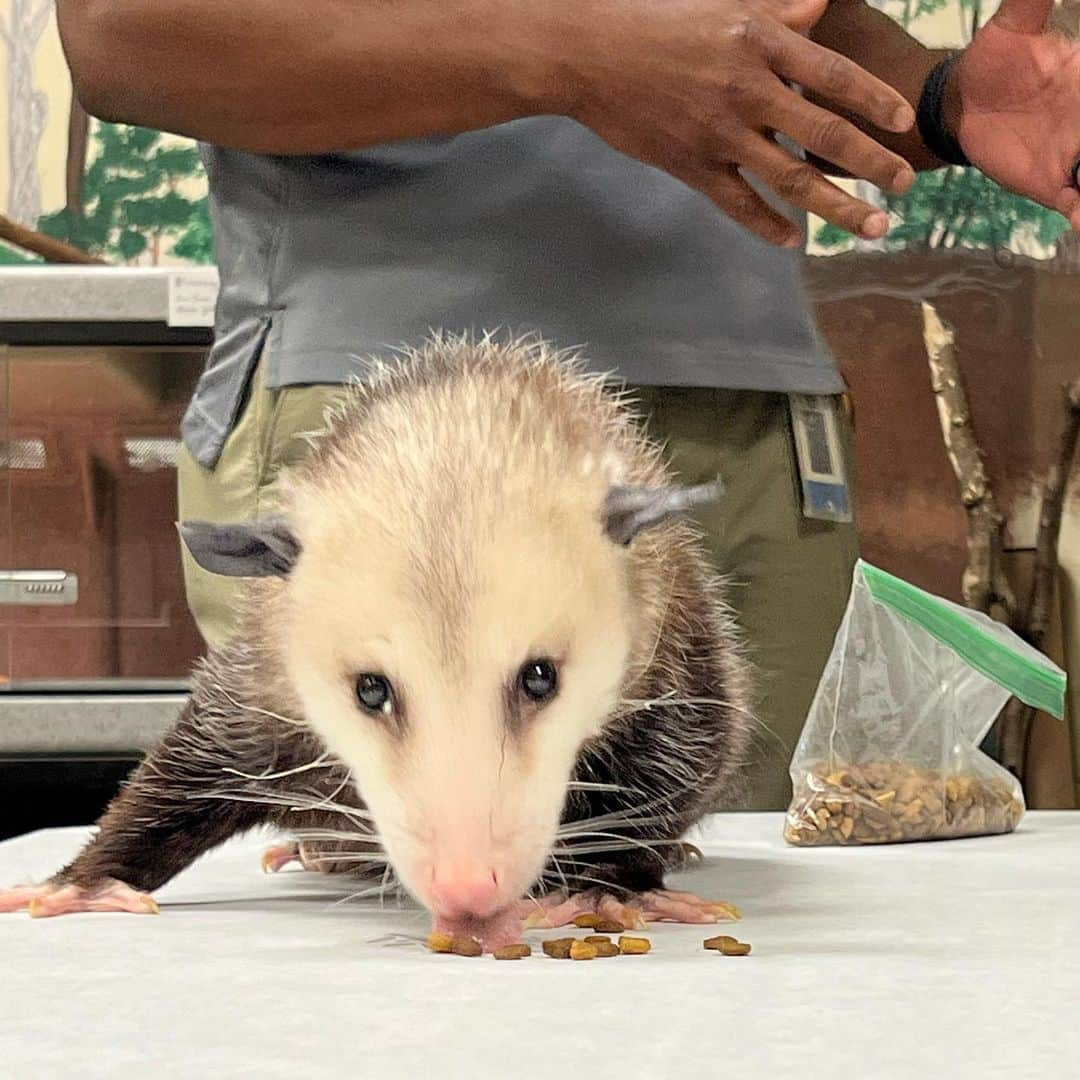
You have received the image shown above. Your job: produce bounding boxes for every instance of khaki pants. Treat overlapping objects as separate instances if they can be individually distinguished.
[178,356,858,810]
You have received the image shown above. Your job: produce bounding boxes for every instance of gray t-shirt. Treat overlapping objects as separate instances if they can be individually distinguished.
[183,116,842,467]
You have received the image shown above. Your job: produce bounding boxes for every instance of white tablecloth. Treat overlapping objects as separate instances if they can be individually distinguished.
[1,813,1077,1079]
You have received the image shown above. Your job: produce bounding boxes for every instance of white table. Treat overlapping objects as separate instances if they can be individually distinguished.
[1,813,1077,1079]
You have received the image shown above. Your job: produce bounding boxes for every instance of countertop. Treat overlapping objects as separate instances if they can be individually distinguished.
[2,812,1078,1078]
[0,266,218,324]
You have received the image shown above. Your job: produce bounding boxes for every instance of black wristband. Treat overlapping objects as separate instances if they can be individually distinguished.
[917,53,970,168]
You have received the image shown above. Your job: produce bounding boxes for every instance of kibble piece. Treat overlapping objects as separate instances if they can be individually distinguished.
[584,935,612,946]
[570,941,599,961]
[451,936,483,957]
[427,932,454,954]
[493,944,532,960]
[593,941,620,958]
[572,913,602,929]
[542,938,575,959]
[594,919,625,934]
[618,935,651,955]
[703,935,739,952]
[719,940,752,956]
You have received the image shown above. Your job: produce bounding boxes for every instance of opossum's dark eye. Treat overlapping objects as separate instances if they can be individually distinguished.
[355,674,393,715]
[520,659,558,703]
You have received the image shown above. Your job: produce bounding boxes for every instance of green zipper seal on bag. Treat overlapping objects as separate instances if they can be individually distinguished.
[859,560,1067,720]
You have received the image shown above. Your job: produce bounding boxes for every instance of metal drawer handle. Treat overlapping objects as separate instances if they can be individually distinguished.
[0,570,79,606]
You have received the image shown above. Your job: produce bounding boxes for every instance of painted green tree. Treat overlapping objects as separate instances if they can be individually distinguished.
[816,169,1070,252]
[37,123,214,265]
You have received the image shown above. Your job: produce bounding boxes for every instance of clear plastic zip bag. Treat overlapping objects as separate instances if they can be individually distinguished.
[785,561,1067,846]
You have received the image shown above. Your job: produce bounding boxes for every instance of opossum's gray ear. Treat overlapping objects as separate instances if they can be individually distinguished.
[603,478,724,546]
[177,516,300,578]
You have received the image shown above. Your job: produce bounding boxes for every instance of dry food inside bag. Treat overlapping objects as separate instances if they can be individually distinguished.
[785,561,1066,846]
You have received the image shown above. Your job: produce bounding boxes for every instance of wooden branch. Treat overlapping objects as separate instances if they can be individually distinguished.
[998,377,1080,779]
[0,211,105,265]
[921,302,1015,620]
[66,98,90,214]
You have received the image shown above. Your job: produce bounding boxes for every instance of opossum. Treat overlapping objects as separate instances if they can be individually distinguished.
[0,336,753,949]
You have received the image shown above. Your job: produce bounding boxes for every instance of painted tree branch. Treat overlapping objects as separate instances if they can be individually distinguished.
[0,211,105,264]
[921,302,1016,620]
[997,378,1080,779]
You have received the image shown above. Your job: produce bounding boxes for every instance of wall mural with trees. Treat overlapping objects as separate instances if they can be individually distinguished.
[0,1,212,266]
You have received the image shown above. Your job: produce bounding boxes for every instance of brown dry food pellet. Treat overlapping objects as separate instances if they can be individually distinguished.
[584,935,612,945]
[593,941,620,958]
[542,938,575,959]
[570,941,599,961]
[572,914,602,929]
[618,935,651,955]
[785,760,1024,846]
[719,940,752,956]
[427,932,454,954]
[493,944,532,960]
[703,935,739,952]
[594,920,625,934]
[450,936,483,957]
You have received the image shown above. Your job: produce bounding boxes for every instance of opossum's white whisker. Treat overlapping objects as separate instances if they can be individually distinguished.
[198,789,375,823]
[556,836,672,850]
[548,852,570,895]
[311,769,356,812]
[291,828,381,843]
[241,786,375,820]
[305,853,389,865]
[220,755,332,782]
[563,781,628,793]
[210,684,306,728]
[556,830,675,854]
[541,870,618,892]
[331,884,388,907]
[557,813,672,836]
[379,862,393,909]
[613,693,754,720]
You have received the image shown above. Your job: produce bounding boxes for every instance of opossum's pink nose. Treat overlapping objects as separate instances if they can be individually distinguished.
[431,863,500,918]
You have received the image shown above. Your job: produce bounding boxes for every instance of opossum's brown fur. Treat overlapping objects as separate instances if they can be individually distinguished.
[54,335,753,901]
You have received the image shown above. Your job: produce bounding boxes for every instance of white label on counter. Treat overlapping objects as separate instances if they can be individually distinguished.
[168,270,219,327]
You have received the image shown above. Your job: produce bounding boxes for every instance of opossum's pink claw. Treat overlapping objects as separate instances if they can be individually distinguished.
[261,842,303,874]
[638,889,741,924]
[0,879,159,917]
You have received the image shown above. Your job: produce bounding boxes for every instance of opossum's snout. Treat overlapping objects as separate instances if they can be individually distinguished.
[429,862,499,920]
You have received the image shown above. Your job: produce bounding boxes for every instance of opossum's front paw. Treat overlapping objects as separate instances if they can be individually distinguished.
[0,879,160,918]
[520,888,740,929]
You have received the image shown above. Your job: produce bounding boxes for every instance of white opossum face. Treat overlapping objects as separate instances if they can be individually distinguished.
[180,470,720,923]
[280,502,635,922]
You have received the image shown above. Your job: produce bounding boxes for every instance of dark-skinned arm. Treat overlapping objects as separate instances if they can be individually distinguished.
[55,0,919,245]
[809,0,955,172]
